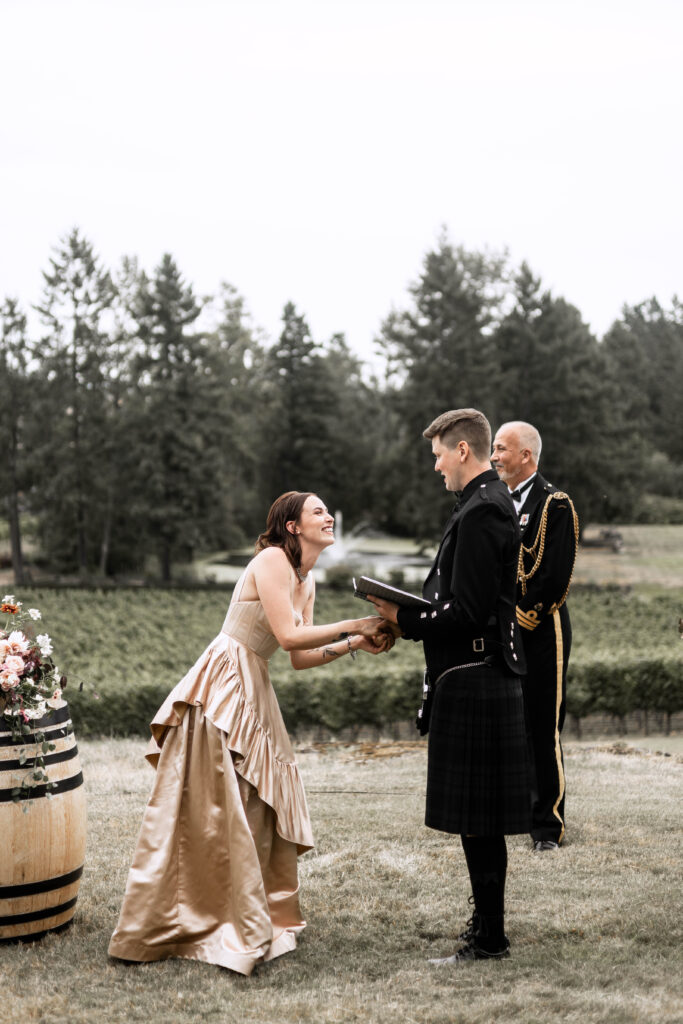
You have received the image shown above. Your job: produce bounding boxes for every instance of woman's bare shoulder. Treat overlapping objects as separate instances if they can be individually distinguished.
[252,546,290,574]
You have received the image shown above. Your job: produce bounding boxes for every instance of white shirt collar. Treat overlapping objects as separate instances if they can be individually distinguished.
[509,472,537,511]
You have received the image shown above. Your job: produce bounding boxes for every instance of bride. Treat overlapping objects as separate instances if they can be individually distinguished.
[109,491,390,975]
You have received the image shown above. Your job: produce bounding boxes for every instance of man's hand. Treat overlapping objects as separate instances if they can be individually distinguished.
[357,630,395,655]
[366,596,401,625]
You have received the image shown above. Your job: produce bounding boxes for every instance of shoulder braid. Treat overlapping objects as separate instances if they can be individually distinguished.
[517,492,580,608]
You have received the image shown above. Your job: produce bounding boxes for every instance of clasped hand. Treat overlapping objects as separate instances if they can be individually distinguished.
[355,614,399,654]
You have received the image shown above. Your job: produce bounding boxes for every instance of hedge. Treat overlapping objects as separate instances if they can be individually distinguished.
[5,585,682,739]
[64,653,683,739]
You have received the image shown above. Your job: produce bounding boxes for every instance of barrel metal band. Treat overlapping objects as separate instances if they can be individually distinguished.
[0,895,78,927]
[0,770,83,803]
[0,864,84,900]
[0,745,79,774]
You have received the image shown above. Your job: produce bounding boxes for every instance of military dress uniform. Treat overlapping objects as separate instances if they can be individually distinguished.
[397,469,531,837]
[514,473,579,846]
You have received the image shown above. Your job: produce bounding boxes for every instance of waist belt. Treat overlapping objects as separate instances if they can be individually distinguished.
[434,660,492,686]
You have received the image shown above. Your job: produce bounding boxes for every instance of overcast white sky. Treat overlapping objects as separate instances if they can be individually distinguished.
[2,0,681,361]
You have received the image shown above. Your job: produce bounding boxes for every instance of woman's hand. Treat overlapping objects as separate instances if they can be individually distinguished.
[354,615,386,637]
[355,631,394,655]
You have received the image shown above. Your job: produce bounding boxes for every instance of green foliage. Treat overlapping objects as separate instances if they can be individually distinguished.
[3,229,683,581]
[603,297,683,464]
[321,563,357,590]
[375,233,509,538]
[12,586,682,738]
[495,264,642,524]
[32,229,119,574]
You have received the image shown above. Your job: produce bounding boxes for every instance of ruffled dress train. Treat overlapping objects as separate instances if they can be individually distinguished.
[108,574,313,975]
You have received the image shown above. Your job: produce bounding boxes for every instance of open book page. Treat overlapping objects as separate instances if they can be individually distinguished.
[352,575,432,609]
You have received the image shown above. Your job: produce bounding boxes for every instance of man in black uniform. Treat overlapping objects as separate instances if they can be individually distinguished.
[491,421,579,851]
[369,409,531,963]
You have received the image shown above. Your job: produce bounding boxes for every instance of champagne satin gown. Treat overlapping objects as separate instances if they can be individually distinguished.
[108,569,314,975]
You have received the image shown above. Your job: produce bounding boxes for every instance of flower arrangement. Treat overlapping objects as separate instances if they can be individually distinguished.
[1,595,67,802]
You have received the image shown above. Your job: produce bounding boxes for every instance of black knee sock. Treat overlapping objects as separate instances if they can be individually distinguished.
[460,836,507,949]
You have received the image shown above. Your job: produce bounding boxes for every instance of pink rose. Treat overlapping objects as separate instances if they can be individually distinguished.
[3,655,24,675]
[0,671,20,691]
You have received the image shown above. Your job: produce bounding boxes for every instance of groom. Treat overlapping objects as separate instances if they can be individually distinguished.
[369,408,531,962]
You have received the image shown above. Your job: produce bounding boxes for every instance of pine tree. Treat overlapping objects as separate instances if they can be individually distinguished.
[128,253,223,580]
[262,302,340,506]
[0,299,30,583]
[34,228,117,574]
[495,265,642,523]
[376,234,509,537]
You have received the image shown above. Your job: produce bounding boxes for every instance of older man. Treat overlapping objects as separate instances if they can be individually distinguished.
[491,421,579,851]
[369,409,530,963]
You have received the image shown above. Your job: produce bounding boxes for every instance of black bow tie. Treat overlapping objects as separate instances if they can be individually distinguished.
[510,481,533,502]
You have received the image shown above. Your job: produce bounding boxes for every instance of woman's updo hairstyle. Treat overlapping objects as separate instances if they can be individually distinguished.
[255,491,315,573]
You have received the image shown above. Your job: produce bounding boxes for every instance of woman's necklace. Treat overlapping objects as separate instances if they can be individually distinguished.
[295,566,308,584]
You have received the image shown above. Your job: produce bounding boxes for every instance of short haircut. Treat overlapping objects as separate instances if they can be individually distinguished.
[497,420,542,462]
[423,408,492,461]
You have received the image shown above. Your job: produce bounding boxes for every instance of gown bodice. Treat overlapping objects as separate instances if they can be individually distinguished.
[221,600,280,661]
[221,567,302,661]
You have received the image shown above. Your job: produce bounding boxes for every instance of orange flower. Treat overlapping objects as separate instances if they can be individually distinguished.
[1,603,19,614]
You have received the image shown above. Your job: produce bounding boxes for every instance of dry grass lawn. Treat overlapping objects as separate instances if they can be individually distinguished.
[2,738,682,1024]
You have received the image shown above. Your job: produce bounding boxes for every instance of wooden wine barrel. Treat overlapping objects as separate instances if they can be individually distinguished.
[0,701,87,941]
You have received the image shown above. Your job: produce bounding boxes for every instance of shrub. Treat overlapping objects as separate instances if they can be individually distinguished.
[6,585,682,738]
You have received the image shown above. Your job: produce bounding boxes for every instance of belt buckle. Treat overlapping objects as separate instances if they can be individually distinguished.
[473,638,484,653]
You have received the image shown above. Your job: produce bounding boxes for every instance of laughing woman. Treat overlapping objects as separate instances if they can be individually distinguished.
[109,491,388,975]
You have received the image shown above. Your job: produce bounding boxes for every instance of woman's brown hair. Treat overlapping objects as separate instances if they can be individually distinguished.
[254,491,315,572]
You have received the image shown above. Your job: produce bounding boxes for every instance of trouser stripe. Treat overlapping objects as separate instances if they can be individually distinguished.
[551,609,566,842]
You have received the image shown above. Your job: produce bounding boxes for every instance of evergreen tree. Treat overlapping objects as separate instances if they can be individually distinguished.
[376,235,509,538]
[316,332,380,524]
[494,264,641,524]
[0,299,30,583]
[603,297,683,464]
[33,228,117,574]
[261,302,340,507]
[128,253,226,580]
[203,283,268,544]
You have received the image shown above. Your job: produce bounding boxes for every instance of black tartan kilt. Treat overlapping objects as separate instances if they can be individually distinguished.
[426,664,532,836]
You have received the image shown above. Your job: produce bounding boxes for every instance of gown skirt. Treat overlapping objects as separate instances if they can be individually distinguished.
[108,584,314,976]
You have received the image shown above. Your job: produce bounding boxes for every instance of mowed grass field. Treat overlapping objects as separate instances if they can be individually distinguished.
[2,738,681,1024]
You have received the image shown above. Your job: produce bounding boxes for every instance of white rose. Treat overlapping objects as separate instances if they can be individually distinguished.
[36,634,53,657]
[7,631,29,654]
[28,608,42,621]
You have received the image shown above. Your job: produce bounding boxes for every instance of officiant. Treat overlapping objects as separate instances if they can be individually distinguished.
[367,408,531,964]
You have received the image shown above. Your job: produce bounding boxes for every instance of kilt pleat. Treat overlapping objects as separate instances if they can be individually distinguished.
[425,665,531,836]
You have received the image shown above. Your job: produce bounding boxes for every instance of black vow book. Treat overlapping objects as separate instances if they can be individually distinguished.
[352,576,432,609]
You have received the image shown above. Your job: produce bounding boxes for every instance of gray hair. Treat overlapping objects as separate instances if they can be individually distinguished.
[498,421,542,463]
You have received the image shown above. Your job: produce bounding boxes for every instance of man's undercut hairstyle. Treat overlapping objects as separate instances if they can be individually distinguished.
[423,408,491,461]
[498,420,542,463]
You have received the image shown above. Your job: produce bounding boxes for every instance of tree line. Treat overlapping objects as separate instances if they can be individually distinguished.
[1,228,682,582]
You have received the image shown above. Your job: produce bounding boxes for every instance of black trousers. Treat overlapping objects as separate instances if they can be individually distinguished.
[521,607,571,844]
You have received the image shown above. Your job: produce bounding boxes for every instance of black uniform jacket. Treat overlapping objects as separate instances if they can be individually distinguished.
[516,473,578,636]
[397,469,526,682]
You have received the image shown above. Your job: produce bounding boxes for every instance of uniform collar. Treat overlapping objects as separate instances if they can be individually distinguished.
[460,468,500,505]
